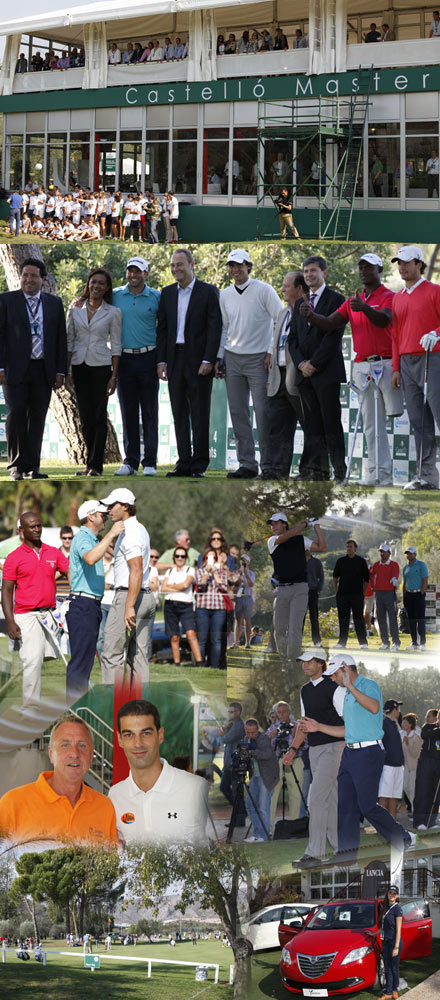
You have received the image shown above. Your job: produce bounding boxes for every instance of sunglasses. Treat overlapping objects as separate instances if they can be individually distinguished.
[175,554,187,559]
[210,535,222,541]
[150,555,159,560]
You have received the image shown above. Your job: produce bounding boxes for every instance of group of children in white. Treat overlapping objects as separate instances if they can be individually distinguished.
[16,185,179,242]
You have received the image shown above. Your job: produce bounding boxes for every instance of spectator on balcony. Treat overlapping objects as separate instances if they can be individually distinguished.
[274,27,289,50]
[16,53,28,73]
[294,29,308,49]
[49,51,59,70]
[261,29,273,49]
[173,38,186,59]
[123,43,135,63]
[69,47,79,66]
[140,42,154,62]
[381,24,394,41]
[217,34,226,54]
[30,51,43,71]
[108,43,121,65]
[236,31,250,54]
[224,34,236,54]
[41,53,51,71]
[57,52,70,70]
[163,37,174,60]
[148,39,164,61]
[364,23,381,42]
[426,149,439,197]
[429,11,440,36]
[132,42,144,62]
[248,31,260,53]
[77,48,85,66]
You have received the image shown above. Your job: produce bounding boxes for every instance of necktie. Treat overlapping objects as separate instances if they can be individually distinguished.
[309,293,317,310]
[27,296,43,359]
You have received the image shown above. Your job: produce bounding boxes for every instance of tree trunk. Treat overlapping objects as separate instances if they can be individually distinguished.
[24,895,40,944]
[0,245,121,464]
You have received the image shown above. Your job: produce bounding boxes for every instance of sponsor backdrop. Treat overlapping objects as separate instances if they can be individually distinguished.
[0,336,439,485]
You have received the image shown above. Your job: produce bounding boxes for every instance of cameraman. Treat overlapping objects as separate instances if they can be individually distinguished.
[266,701,304,833]
[234,551,255,648]
[220,702,246,825]
[244,718,279,841]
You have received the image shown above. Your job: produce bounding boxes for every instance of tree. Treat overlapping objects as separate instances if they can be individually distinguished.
[126,843,257,999]
[0,244,121,464]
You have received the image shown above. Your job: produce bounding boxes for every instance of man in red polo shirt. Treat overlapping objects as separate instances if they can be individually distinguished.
[371,542,400,651]
[300,253,403,484]
[1,512,69,704]
[390,245,440,490]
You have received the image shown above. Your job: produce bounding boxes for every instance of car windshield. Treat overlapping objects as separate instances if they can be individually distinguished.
[307,903,376,930]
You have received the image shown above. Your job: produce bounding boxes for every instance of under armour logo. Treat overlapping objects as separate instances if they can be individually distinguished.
[168,812,177,819]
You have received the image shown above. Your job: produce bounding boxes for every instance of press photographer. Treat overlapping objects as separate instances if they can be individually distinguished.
[266,701,304,834]
[238,719,278,842]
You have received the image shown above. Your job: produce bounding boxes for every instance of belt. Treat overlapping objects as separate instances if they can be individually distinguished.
[406,589,421,593]
[364,355,391,362]
[277,581,303,588]
[123,346,156,354]
[115,586,151,593]
[70,591,103,602]
[28,606,54,613]
[346,740,384,749]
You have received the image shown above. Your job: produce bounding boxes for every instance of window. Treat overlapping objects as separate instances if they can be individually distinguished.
[119,129,142,191]
[203,127,229,194]
[69,133,91,189]
[6,135,23,188]
[368,123,400,197]
[406,122,439,198]
[144,128,169,192]
[172,128,197,194]
[95,131,116,190]
[47,132,66,189]
[24,134,45,188]
[233,127,258,194]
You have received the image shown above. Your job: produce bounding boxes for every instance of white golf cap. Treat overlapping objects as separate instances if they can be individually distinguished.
[379,541,391,552]
[100,488,136,506]
[126,256,149,271]
[391,245,424,263]
[227,248,251,264]
[405,546,417,555]
[358,252,383,267]
[77,500,108,521]
[297,647,328,662]
[266,512,288,525]
[324,652,357,675]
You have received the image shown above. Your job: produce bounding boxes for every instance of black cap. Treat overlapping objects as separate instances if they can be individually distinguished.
[384,700,403,713]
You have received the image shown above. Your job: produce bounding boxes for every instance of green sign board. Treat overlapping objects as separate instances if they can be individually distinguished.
[1,65,439,114]
[84,955,100,969]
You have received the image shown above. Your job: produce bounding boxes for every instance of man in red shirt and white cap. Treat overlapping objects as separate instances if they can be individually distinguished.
[1,512,69,705]
[371,542,400,652]
[299,252,403,485]
[391,245,440,490]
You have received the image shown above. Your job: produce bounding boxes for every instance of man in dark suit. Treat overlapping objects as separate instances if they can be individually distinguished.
[289,255,347,481]
[265,269,308,479]
[0,257,67,480]
[156,249,222,477]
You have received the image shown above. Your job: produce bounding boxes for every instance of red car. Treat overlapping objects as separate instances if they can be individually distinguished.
[279,898,432,996]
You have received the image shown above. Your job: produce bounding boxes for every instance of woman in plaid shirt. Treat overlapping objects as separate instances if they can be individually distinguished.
[195,547,228,669]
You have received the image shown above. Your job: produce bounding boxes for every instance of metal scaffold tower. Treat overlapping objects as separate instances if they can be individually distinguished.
[256,67,373,241]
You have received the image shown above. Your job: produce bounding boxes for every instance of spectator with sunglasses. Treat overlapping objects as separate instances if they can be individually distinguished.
[161,546,203,665]
[194,547,228,669]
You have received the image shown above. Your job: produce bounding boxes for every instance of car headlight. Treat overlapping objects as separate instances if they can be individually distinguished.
[281,947,293,965]
[341,946,374,966]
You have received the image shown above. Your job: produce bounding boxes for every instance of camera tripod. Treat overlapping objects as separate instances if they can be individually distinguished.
[226,771,270,844]
[279,758,309,820]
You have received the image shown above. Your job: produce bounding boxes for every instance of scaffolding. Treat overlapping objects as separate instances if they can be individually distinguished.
[256,67,373,241]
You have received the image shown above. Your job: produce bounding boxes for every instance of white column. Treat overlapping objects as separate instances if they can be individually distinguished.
[0,35,21,96]
[83,22,108,90]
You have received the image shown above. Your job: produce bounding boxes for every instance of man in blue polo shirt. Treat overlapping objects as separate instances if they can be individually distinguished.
[113,257,161,477]
[65,500,124,703]
[301,653,412,861]
[402,546,429,651]
[7,190,23,236]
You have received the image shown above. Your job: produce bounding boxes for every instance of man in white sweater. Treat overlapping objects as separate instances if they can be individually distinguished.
[217,249,283,478]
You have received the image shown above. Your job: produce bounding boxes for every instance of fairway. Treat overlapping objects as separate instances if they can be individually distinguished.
[1,938,234,1000]
[248,941,440,999]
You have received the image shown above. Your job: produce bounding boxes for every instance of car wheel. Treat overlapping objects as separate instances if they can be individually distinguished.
[235,937,253,959]
[374,954,385,990]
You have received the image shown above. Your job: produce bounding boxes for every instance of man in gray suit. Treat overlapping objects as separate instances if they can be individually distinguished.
[264,270,308,479]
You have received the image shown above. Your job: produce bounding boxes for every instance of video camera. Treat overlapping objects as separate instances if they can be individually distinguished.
[274,721,294,757]
[231,739,253,780]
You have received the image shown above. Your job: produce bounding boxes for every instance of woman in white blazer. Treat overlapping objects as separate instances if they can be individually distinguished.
[67,268,122,476]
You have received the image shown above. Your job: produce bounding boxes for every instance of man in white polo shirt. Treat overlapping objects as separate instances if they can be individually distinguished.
[108,698,209,844]
[217,248,283,478]
[99,488,156,686]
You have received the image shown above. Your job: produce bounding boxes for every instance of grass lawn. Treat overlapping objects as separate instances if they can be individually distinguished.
[0,460,228,480]
[249,940,440,999]
[227,630,440,672]
[1,938,234,1000]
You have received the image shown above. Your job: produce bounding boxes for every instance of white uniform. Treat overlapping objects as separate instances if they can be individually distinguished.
[108,758,209,844]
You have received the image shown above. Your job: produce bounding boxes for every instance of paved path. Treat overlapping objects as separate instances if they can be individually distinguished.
[402,969,440,998]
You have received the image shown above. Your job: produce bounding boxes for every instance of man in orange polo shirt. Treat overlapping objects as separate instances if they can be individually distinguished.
[391,245,440,490]
[0,715,118,846]
[1,511,69,705]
